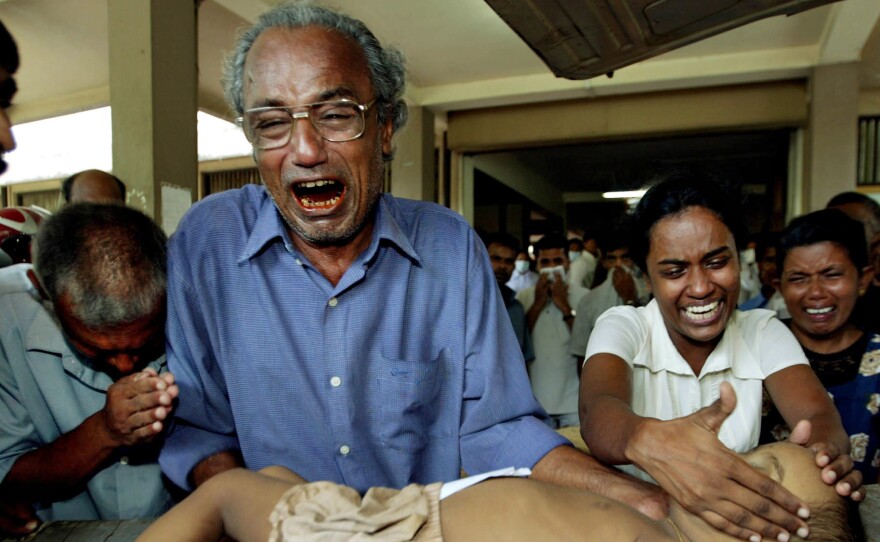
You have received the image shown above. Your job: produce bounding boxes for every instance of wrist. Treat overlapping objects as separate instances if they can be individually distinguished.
[623,417,657,466]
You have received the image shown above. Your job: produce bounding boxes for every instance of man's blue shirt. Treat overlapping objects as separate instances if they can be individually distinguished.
[160,185,567,492]
[0,264,173,521]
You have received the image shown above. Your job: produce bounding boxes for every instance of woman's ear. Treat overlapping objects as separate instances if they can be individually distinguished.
[858,266,874,296]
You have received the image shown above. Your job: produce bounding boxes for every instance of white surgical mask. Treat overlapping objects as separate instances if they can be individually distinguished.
[514,260,530,273]
[568,250,581,262]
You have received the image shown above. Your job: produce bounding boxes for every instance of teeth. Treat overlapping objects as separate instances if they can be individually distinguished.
[684,300,720,321]
[301,180,332,188]
[806,307,833,315]
[300,196,340,208]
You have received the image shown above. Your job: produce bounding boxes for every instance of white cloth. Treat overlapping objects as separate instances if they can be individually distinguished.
[585,300,807,481]
[506,269,538,293]
[517,284,589,416]
[570,268,649,358]
[568,251,597,289]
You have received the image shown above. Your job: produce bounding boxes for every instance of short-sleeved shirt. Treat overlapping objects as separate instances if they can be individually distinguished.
[517,283,588,415]
[160,186,568,493]
[0,264,173,520]
[585,300,807,480]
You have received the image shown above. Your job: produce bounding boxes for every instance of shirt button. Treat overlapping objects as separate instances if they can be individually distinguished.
[339,445,351,456]
[120,456,129,465]
[295,258,303,266]
[330,376,342,387]
[328,298,338,307]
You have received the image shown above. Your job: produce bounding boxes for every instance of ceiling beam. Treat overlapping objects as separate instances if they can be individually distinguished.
[818,0,880,64]
[415,45,817,112]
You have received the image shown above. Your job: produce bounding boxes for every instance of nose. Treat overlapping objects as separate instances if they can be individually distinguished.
[687,267,712,298]
[0,108,17,153]
[287,115,327,167]
[106,353,139,375]
[805,276,826,299]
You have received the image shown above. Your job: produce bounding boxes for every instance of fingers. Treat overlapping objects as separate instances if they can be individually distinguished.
[104,371,177,445]
[701,505,804,542]
[0,501,39,537]
[676,455,808,541]
[727,473,808,540]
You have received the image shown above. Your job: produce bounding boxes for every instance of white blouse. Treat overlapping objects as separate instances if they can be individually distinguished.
[585,299,806,478]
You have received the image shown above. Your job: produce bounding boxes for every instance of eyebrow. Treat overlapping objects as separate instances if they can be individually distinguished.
[248,86,361,110]
[770,455,785,482]
[657,246,730,266]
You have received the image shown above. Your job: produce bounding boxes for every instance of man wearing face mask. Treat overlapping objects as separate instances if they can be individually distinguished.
[570,232,651,373]
[517,233,589,428]
[506,250,538,293]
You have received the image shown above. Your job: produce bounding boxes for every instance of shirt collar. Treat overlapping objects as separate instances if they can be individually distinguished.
[25,302,166,386]
[642,300,763,379]
[359,195,421,267]
[241,191,290,262]
[239,192,421,266]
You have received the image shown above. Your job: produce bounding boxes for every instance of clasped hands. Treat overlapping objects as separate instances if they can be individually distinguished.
[102,368,179,446]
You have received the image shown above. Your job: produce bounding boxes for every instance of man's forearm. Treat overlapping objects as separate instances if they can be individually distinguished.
[1,411,118,502]
[530,445,668,520]
[190,450,244,488]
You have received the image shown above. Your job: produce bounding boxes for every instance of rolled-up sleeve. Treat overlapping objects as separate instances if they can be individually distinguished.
[0,341,38,483]
[458,235,569,475]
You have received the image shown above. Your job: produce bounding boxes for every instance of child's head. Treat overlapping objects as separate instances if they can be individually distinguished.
[740,442,864,542]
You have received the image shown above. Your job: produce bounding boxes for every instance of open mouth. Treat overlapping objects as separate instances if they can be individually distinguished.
[805,306,835,318]
[292,179,344,209]
[682,300,721,322]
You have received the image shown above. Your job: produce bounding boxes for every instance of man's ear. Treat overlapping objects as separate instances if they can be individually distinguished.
[26,269,49,301]
[380,118,394,158]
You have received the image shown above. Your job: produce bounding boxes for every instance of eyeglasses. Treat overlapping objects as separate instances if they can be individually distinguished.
[238,99,375,150]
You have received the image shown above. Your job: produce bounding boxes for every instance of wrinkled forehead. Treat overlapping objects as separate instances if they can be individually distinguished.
[243,25,372,108]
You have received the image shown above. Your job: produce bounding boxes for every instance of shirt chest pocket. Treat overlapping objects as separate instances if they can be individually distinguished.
[374,349,445,452]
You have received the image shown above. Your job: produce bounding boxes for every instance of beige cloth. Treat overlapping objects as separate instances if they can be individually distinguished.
[268,481,443,541]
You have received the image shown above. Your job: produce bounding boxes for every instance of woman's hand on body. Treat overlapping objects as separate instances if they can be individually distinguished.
[787,419,865,500]
[626,382,810,542]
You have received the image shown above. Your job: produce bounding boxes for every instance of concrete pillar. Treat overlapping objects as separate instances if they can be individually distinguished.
[389,105,435,202]
[107,0,199,227]
[805,63,860,211]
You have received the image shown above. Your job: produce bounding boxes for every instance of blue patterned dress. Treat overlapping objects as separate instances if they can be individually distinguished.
[760,332,880,483]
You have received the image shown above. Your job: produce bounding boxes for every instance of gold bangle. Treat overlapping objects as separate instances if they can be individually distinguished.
[666,517,685,542]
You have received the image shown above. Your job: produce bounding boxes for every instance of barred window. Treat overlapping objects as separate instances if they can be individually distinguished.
[858,116,880,186]
[202,167,261,196]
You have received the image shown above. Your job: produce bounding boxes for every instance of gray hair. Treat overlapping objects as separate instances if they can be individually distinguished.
[223,1,408,160]
[33,203,167,329]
